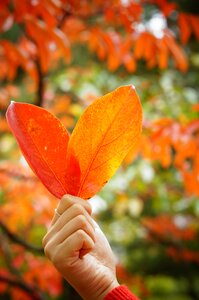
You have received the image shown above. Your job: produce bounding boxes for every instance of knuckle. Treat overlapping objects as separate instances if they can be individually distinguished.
[76,229,86,239]
[63,194,76,205]
[43,243,51,259]
[58,199,67,212]
[59,194,73,212]
[76,214,87,226]
[51,252,61,267]
[43,242,61,267]
[73,203,83,213]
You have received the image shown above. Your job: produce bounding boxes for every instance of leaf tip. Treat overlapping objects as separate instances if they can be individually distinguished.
[129,84,136,90]
[122,84,135,90]
[6,100,14,117]
[7,100,16,115]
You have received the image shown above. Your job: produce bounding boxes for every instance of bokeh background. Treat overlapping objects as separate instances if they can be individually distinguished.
[0,1,199,299]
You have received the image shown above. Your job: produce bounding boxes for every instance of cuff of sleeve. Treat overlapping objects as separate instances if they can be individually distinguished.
[104,285,140,300]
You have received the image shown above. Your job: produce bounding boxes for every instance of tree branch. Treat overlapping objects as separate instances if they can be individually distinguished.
[0,234,21,276]
[34,8,72,107]
[0,275,45,300]
[58,10,72,29]
[0,221,43,254]
[35,61,45,107]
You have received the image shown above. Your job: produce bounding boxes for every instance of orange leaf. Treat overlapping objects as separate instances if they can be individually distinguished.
[143,33,155,61]
[134,33,145,59]
[189,15,199,40]
[123,54,136,72]
[164,31,188,72]
[6,102,70,198]
[65,85,142,199]
[178,13,191,44]
[158,38,169,69]
[51,28,71,63]
[102,32,120,71]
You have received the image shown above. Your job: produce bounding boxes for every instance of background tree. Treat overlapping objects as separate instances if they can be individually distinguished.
[0,0,199,299]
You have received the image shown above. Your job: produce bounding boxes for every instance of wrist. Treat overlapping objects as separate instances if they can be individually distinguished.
[78,276,119,300]
[96,279,120,300]
[64,269,119,300]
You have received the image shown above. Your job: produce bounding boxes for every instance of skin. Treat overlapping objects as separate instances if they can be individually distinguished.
[42,194,119,300]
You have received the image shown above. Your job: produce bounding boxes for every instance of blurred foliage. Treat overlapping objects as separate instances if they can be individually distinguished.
[0,0,199,300]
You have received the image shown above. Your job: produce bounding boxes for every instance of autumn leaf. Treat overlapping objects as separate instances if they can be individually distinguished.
[6,102,70,198]
[6,85,142,199]
[164,31,188,72]
[65,85,142,199]
[178,13,191,44]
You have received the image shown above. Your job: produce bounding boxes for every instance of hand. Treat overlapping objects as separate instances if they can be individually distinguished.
[42,194,119,300]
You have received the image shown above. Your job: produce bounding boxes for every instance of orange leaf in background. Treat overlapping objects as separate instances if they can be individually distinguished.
[51,28,71,63]
[25,19,71,73]
[178,13,191,44]
[143,33,155,61]
[178,13,199,44]
[25,20,51,73]
[189,15,199,40]
[6,102,70,199]
[134,33,145,59]
[0,9,13,33]
[105,33,121,71]
[158,38,169,69]
[123,53,136,72]
[65,85,142,199]
[6,86,142,200]
[164,31,188,72]
[192,104,199,112]
[0,40,37,81]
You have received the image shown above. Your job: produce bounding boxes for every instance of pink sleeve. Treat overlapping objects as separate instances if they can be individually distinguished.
[104,285,141,300]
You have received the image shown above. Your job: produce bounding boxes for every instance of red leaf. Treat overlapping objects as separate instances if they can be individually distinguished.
[6,102,70,198]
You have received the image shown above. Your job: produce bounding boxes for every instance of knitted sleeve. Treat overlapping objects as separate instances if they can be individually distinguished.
[104,285,140,300]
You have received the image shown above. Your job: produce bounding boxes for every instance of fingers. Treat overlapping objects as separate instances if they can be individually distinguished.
[44,229,95,269]
[44,201,95,246]
[59,230,95,263]
[44,213,96,247]
[51,194,92,226]
[42,194,95,263]
[54,202,94,232]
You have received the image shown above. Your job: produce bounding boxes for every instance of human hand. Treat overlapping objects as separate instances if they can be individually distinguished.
[42,194,119,300]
